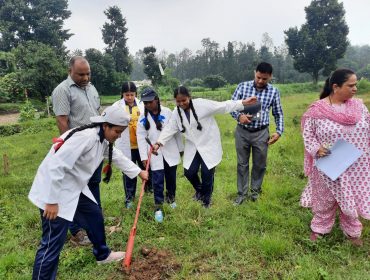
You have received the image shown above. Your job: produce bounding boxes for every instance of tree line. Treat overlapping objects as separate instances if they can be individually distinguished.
[0,1,131,102]
[1,0,370,102]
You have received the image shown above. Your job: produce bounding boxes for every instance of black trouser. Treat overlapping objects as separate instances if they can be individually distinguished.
[32,193,110,280]
[69,162,103,235]
[123,149,152,203]
[184,151,215,205]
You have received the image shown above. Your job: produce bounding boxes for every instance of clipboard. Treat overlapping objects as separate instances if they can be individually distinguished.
[315,139,363,181]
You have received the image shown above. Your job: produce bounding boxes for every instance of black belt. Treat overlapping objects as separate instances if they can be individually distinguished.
[238,124,268,132]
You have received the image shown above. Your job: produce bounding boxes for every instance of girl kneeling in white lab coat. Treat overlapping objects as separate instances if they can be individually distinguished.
[29,106,148,279]
[137,88,184,222]
[152,86,256,208]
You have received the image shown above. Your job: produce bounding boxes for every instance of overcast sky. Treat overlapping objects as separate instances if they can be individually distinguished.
[64,0,370,55]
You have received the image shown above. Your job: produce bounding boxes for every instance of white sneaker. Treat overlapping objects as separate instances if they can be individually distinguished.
[154,209,164,223]
[97,251,125,264]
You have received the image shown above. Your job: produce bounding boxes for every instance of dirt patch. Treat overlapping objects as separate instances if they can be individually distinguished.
[0,113,19,125]
[122,246,181,280]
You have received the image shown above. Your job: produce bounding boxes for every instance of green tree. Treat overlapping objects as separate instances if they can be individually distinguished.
[85,48,127,95]
[0,0,72,53]
[143,46,162,86]
[0,72,23,102]
[284,0,349,83]
[102,6,131,74]
[204,75,227,90]
[0,51,16,76]
[191,78,204,87]
[237,43,258,81]
[221,42,238,84]
[12,41,66,100]
[130,50,146,81]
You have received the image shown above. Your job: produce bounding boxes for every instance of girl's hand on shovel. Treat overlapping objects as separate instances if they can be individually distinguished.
[139,170,149,181]
[152,143,161,155]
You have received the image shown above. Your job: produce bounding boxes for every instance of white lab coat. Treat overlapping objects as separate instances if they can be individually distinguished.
[157,98,244,170]
[112,98,144,159]
[28,127,141,221]
[137,106,184,171]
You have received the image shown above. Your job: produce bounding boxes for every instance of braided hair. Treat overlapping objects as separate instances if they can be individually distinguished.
[144,97,163,131]
[55,123,114,183]
[174,86,202,133]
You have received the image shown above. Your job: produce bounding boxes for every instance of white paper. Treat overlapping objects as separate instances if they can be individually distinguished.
[315,139,363,181]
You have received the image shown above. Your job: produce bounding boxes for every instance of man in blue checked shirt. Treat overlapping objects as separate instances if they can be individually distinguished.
[231,62,284,204]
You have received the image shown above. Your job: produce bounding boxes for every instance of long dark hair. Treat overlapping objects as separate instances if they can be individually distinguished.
[320,68,355,99]
[144,96,163,131]
[173,86,202,133]
[56,123,114,183]
[121,81,137,99]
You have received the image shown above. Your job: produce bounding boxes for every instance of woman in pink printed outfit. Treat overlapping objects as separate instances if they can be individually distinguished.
[300,68,370,246]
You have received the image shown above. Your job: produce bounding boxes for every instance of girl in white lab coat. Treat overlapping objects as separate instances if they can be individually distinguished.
[29,106,148,279]
[113,81,152,208]
[137,88,183,221]
[152,86,256,208]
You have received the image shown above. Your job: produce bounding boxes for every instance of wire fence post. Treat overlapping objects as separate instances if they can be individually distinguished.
[3,154,9,175]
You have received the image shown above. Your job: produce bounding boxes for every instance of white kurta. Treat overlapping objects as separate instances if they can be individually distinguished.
[112,98,144,158]
[157,98,244,169]
[137,106,184,171]
[28,127,141,221]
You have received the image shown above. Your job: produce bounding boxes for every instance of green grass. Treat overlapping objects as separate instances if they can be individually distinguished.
[0,103,21,114]
[0,90,369,279]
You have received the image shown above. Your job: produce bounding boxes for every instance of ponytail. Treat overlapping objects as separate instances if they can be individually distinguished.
[144,108,150,130]
[320,68,355,99]
[143,97,163,131]
[320,77,332,99]
[174,85,202,132]
[154,98,163,131]
[189,99,202,131]
[177,106,186,133]
[53,123,99,152]
[102,143,113,183]
[53,122,114,184]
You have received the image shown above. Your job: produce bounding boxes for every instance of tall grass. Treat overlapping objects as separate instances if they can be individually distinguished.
[0,91,369,279]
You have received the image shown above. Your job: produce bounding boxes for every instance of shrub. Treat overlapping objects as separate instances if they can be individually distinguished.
[19,100,37,122]
[203,75,227,90]
[0,72,24,102]
[190,78,204,87]
[357,78,370,95]
[0,118,55,137]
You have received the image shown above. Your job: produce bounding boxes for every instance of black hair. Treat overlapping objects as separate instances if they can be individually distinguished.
[121,81,137,99]
[57,123,114,183]
[320,68,355,99]
[144,96,163,131]
[255,62,273,74]
[173,86,202,133]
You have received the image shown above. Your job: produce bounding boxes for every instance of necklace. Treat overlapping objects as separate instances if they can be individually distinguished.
[328,94,344,107]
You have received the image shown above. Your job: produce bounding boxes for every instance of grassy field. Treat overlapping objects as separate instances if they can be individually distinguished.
[1,89,369,279]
